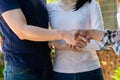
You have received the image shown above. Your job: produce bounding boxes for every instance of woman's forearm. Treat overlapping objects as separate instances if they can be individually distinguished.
[48,41,83,51]
[81,29,106,41]
[49,41,70,50]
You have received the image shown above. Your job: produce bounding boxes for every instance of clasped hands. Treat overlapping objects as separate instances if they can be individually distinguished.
[49,29,107,51]
[63,29,91,51]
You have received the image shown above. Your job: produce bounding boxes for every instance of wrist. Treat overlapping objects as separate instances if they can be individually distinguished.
[57,30,65,40]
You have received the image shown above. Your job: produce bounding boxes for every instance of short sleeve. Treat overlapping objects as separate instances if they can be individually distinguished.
[87,0,104,50]
[117,5,120,29]
[0,0,20,14]
[89,0,104,31]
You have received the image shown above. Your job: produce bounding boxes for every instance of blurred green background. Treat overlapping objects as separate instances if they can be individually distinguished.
[47,0,58,3]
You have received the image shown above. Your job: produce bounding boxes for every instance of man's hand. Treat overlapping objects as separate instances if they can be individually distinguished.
[61,30,77,45]
[64,29,90,51]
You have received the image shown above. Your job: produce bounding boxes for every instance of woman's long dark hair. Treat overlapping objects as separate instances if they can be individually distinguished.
[74,0,92,11]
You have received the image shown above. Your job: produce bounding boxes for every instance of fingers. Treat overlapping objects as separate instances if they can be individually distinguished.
[63,29,91,50]
[65,30,90,51]
[74,29,91,43]
[67,44,83,51]
[79,30,87,37]
[76,35,90,43]
[74,30,87,39]
[75,40,87,48]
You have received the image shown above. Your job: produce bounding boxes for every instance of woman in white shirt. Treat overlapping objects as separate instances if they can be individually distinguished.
[47,0,104,80]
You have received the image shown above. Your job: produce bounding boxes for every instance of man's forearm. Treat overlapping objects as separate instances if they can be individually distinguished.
[2,9,73,43]
[21,25,64,41]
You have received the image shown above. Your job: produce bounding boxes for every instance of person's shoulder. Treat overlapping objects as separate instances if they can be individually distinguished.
[85,0,100,9]
[89,0,99,6]
[82,0,97,7]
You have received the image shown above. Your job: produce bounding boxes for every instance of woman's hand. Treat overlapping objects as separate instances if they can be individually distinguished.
[48,41,83,52]
[66,29,91,50]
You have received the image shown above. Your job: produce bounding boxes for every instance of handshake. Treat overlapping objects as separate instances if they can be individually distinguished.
[49,29,120,51]
[62,29,119,51]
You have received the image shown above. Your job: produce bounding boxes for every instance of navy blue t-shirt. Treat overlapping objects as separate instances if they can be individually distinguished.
[0,0,52,70]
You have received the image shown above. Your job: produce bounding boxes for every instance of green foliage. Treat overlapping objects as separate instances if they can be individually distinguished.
[0,35,4,79]
[47,0,58,3]
[50,48,55,59]
[112,67,120,80]
[0,54,4,79]
[0,33,2,37]
[0,78,3,80]
[0,65,4,78]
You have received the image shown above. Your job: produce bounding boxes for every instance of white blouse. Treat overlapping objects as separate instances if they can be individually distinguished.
[47,0,104,73]
[117,5,120,30]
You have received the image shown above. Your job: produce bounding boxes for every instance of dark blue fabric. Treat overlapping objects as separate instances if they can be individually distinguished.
[0,0,20,14]
[54,68,104,80]
[4,63,54,80]
[0,0,52,70]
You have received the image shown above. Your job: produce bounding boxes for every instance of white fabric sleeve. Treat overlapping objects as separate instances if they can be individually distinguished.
[117,5,120,30]
[89,0,104,30]
[89,0,104,50]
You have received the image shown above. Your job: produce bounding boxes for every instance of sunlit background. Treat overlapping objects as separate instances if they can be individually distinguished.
[47,0,58,3]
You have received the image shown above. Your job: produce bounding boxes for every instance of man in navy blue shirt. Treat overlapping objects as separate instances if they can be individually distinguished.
[0,0,88,80]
